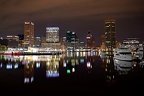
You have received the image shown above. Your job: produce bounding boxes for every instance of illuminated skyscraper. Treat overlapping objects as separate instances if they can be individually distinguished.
[104,18,116,55]
[65,30,79,50]
[46,27,59,43]
[6,35,19,48]
[86,30,95,49]
[24,22,34,47]
[66,31,78,43]
[45,27,61,49]
[66,31,72,42]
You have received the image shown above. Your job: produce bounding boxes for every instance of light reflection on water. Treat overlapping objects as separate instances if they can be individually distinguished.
[0,51,144,95]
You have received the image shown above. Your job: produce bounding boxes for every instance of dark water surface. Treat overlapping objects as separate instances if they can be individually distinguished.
[0,51,144,95]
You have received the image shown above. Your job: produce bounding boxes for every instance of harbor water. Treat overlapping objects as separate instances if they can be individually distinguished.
[0,51,144,95]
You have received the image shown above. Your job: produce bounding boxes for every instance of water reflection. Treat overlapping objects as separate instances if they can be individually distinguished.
[46,55,59,78]
[24,61,34,83]
[86,51,96,73]
[63,51,85,74]
[0,55,21,69]
[0,50,143,94]
[103,55,115,86]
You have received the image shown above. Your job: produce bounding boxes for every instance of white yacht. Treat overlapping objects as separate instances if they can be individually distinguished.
[113,45,133,61]
[114,59,133,75]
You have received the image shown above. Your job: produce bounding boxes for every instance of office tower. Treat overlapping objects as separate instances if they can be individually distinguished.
[123,38,139,51]
[34,37,41,48]
[65,30,79,50]
[66,31,79,43]
[46,27,59,43]
[45,27,61,49]
[6,35,19,48]
[86,30,95,49]
[66,31,72,42]
[24,22,34,47]
[17,34,24,47]
[104,18,116,55]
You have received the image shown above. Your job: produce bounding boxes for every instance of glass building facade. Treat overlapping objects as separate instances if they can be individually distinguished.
[24,22,34,47]
[46,27,59,43]
[104,18,116,55]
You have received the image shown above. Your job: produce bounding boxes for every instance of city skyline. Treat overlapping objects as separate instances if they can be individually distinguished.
[0,0,144,45]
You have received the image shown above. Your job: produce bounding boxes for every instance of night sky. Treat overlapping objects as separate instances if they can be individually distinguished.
[0,0,144,45]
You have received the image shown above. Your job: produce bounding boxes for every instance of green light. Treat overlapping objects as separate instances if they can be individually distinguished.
[67,69,71,73]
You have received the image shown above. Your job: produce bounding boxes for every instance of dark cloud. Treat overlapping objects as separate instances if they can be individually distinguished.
[0,0,144,45]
